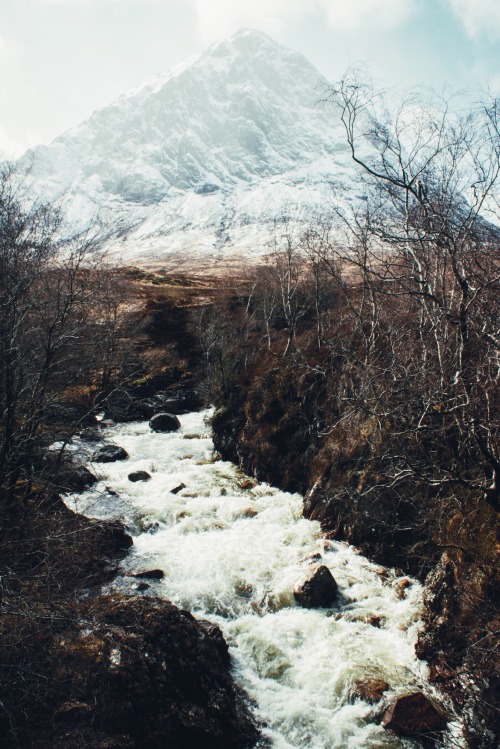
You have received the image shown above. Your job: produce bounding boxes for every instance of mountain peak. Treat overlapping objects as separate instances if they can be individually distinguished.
[228,27,276,42]
[113,29,293,109]
[20,31,350,268]
[224,27,280,49]
[205,27,307,67]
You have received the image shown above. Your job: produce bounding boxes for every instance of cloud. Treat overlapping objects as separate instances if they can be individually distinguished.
[447,0,500,39]
[0,33,21,59]
[0,126,41,161]
[191,0,303,39]
[318,0,418,31]
[192,0,419,41]
[42,0,162,5]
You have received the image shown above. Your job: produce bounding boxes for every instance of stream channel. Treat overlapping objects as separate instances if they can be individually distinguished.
[65,409,446,749]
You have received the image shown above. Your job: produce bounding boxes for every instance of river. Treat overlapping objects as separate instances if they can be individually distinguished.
[65,409,444,749]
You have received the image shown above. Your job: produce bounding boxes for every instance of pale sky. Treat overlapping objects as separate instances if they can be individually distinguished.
[1,0,499,159]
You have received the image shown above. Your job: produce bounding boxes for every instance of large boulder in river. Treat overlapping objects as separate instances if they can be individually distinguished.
[47,595,260,749]
[149,412,181,433]
[128,470,151,482]
[92,444,129,463]
[293,564,338,608]
[382,693,447,737]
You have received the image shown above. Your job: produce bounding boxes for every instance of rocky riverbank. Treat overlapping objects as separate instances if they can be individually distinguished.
[0,484,260,749]
[0,482,263,749]
[0,324,262,749]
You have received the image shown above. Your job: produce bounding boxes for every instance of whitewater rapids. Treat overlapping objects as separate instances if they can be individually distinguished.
[65,409,434,749]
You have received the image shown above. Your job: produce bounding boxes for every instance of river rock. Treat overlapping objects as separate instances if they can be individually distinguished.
[394,577,412,599]
[131,569,165,580]
[198,619,230,654]
[170,482,186,494]
[60,463,98,491]
[382,692,447,736]
[354,679,389,704]
[293,565,339,608]
[304,552,323,564]
[92,444,129,463]
[153,397,186,415]
[48,595,260,748]
[239,478,257,489]
[149,412,181,432]
[72,465,98,489]
[128,470,151,482]
[127,397,182,420]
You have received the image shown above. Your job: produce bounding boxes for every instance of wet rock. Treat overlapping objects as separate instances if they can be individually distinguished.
[42,452,99,492]
[73,465,98,489]
[128,470,151,482]
[136,582,149,592]
[129,399,160,420]
[92,444,129,463]
[382,692,447,737]
[149,412,181,432]
[304,552,323,564]
[363,615,385,628]
[99,386,201,423]
[48,595,260,749]
[240,507,258,518]
[142,519,160,533]
[354,679,389,704]
[293,565,339,608]
[128,396,185,420]
[131,569,164,580]
[61,463,98,491]
[101,523,134,552]
[197,619,230,659]
[153,397,186,415]
[79,426,101,442]
[394,577,412,599]
[239,478,257,489]
[170,482,186,494]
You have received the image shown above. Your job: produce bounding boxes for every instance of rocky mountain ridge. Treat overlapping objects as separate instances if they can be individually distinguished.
[19,29,354,269]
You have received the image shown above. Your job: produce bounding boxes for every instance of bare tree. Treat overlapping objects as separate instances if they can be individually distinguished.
[325,72,500,511]
[0,166,123,511]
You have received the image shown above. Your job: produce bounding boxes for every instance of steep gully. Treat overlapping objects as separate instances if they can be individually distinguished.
[65,410,459,749]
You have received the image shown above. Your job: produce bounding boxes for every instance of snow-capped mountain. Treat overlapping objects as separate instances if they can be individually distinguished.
[20,29,355,269]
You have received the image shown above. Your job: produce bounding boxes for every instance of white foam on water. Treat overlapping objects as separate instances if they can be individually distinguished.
[65,409,447,749]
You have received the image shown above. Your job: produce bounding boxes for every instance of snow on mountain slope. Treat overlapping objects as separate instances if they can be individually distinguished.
[19,29,356,269]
